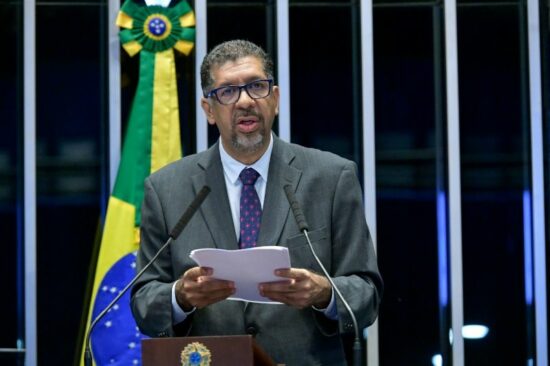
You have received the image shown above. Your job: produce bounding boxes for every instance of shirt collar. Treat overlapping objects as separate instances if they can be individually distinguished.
[219,133,273,185]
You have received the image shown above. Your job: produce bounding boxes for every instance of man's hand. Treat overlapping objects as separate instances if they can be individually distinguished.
[175,266,235,310]
[258,268,332,309]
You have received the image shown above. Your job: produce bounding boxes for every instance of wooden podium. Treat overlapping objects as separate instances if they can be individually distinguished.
[142,335,278,366]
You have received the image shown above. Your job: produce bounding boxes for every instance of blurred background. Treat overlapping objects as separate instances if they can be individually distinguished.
[1,0,549,365]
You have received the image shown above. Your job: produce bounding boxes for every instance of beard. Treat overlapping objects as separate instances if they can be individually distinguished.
[230,111,268,154]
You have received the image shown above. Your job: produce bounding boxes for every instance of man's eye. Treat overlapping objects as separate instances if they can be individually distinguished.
[249,81,265,90]
[219,87,236,97]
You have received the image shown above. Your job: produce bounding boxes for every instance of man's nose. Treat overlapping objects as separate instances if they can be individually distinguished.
[235,88,255,108]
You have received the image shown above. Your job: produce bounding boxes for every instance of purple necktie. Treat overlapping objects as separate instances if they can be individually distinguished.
[239,168,262,249]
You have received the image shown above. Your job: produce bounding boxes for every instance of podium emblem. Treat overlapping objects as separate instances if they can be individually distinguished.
[180,342,212,366]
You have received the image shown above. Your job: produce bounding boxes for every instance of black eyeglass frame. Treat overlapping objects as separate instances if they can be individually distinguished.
[205,79,274,105]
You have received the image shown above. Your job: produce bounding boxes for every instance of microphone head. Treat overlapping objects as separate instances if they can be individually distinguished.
[283,184,309,232]
[197,185,211,199]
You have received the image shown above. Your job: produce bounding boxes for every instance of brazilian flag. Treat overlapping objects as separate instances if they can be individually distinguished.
[80,1,195,365]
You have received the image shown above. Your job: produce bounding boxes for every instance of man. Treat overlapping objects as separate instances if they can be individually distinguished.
[131,39,383,365]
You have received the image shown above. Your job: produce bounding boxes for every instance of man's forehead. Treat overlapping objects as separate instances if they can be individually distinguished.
[211,56,265,79]
[210,56,264,73]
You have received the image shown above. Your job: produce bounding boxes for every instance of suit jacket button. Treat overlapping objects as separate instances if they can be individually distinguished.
[246,326,258,335]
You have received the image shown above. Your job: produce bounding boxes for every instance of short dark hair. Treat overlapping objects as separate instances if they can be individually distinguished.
[200,40,274,96]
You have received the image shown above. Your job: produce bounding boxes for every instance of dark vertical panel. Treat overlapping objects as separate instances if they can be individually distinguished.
[36,3,106,365]
[289,2,362,363]
[38,0,104,2]
[177,49,198,157]
[351,0,363,170]
[289,4,357,163]
[457,4,530,364]
[373,5,442,364]
[290,0,349,2]
[205,2,268,147]
[0,2,23,364]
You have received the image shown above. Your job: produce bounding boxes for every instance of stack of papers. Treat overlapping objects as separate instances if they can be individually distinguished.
[190,246,290,304]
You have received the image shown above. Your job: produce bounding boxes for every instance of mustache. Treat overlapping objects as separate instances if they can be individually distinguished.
[233,110,261,123]
[234,110,260,118]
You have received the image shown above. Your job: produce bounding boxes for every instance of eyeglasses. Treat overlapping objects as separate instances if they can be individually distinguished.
[205,79,274,105]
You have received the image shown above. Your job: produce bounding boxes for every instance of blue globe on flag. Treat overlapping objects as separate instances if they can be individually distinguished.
[91,252,148,366]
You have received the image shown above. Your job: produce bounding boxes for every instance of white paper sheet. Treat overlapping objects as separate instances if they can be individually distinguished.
[189,246,291,304]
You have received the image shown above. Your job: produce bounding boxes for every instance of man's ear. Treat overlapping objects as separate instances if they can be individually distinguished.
[200,98,216,125]
[273,85,280,116]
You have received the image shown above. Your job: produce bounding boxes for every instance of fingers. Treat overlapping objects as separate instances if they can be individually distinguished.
[175,266,235,310]
[259,268,332,309]
[273,268,307,280]
[183,266,213,281]
[259,283,314,309]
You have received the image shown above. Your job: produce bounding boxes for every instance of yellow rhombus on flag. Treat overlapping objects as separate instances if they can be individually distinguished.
[80,1,195,365]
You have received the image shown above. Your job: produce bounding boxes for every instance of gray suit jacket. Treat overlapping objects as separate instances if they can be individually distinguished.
[131,136,383,366]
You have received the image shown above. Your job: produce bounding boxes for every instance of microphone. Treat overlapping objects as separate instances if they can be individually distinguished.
[84,185,211,366]
[283,184,362,366]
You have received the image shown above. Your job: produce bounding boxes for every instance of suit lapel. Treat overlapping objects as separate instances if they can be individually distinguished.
[192,138,302,249]
[257,137,302,247]
[192,143,239,250]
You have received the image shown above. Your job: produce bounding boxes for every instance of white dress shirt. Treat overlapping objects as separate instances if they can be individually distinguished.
[219,134,273,239]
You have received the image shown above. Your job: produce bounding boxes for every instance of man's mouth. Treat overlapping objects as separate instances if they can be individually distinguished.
[236,116,260,133]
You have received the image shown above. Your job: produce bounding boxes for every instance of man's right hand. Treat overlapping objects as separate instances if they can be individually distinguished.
[175,266,235,310]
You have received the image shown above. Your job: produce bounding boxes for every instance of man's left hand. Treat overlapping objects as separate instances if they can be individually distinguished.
[259,268,332,309]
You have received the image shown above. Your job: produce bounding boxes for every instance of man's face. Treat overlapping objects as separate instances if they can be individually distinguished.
[201,56,279,164]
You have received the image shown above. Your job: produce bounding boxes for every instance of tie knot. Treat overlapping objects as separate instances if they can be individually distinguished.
[239,168,260,186]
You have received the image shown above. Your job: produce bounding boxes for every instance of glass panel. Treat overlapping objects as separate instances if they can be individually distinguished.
[0,0,24,360]
[205,2,270,147]
[289,4,360,164]
[373,5,444,364]
[373,0,435,4]
[457,3,532,364]
[38,0,103,2]
[458,0,517,3]
[0,353,24,366]
[36,3,107,365]
[291,0,351,3]
[176,49,197,156]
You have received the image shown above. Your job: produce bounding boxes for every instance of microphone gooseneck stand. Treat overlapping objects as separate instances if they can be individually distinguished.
[283,184,362,366]
[84,186,211,366]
